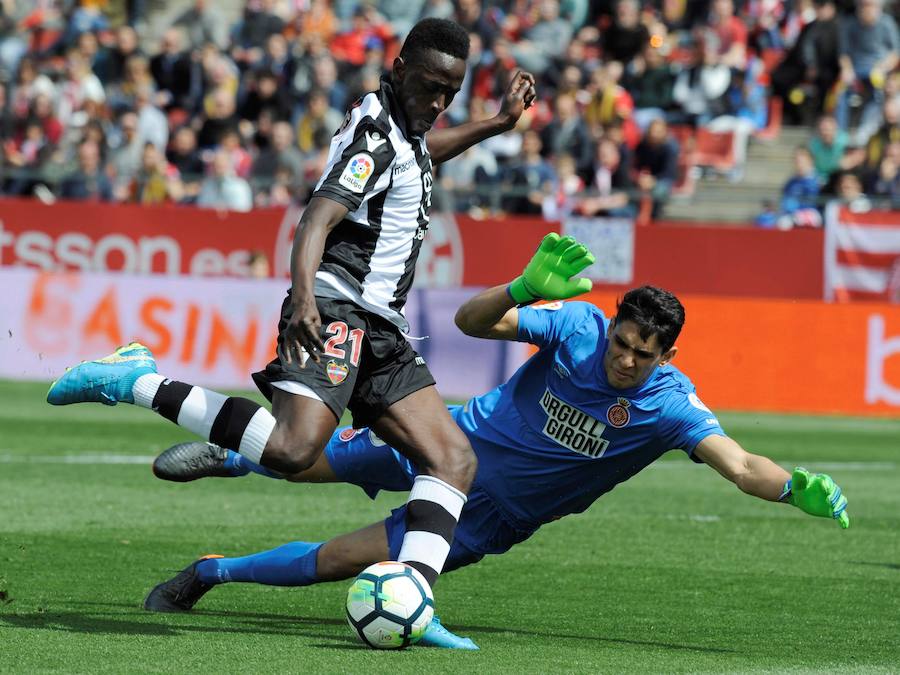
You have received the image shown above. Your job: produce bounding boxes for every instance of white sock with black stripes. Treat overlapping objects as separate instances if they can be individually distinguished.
[131,374,274,464]
[397,475,467,588]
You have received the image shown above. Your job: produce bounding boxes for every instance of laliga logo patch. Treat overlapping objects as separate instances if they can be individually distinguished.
[339,152,374,193]
[338,428,359,442]
[326,360,350,385]
[606,397,631,428]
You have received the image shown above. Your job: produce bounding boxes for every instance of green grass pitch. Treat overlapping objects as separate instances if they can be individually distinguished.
[1,380,898,673]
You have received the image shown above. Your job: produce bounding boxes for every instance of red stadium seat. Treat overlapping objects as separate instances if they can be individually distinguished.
[693,129,735,171]
[754,96,783,142]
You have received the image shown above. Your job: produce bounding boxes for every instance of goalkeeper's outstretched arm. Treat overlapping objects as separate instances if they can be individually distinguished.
[694,434,850,528]
[455,232,595,340]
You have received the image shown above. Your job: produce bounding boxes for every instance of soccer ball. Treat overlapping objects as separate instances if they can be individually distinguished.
[345,561,434,649]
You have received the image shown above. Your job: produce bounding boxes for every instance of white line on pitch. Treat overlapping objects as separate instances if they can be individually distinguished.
[0,454,155,464]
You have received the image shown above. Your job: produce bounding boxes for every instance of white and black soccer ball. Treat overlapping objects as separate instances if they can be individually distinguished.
[345,561,434,649]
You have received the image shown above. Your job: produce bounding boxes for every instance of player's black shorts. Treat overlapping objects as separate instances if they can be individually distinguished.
[252,294,435,428]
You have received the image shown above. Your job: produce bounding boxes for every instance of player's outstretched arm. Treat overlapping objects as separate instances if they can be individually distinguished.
[694,435,850,528]
[455,233,595,339]
[426,70,536,164]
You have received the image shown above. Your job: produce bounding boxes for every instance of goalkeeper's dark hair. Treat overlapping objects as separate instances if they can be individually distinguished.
[400,18,470,63]
[614,286,685,353]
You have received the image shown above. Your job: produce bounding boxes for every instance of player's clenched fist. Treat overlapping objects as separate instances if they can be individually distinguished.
[782,467,850,529]
[508,233,595,305]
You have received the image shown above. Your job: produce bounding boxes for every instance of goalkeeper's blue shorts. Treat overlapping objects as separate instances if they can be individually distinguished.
[324,406,537,573]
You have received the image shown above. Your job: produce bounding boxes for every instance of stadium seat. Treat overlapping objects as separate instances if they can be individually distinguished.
[754,96,783,142]
[693,129,736,171]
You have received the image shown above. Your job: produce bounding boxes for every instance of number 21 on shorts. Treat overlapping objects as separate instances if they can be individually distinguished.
[323,322,364,367]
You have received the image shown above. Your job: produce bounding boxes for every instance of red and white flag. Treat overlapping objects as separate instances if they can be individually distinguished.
[824,203,900,303]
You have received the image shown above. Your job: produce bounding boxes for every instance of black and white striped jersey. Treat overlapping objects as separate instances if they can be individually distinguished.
[310,78,432,331]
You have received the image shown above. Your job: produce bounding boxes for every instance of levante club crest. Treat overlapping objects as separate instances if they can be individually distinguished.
[606,398,631,428]
[327,360,349,385]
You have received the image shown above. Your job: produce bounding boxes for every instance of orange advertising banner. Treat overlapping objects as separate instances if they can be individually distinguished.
[585,292,900,417]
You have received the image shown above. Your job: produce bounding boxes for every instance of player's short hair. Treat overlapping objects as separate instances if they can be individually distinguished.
[400,18,470,64]
[615,286,685,353]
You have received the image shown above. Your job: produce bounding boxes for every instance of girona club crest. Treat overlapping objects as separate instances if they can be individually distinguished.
[606,397,631,428]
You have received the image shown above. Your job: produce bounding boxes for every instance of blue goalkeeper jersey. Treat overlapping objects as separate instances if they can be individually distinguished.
[455,301,726,529]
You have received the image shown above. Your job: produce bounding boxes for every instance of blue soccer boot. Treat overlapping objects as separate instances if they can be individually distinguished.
[419,615,479,650]
[47,342,157,406]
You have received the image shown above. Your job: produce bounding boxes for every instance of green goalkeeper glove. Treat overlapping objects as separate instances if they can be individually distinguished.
[508,233,596,305]
[780,467,850,529]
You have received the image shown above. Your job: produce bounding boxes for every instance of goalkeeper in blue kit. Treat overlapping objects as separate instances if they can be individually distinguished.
[54,234,851,650]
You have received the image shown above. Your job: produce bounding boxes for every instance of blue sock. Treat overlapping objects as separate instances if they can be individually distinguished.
[224,450,283,479]
[196,541,324,586]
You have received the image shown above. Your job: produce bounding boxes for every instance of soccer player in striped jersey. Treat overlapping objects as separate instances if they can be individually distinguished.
[145,236,850,649]
[47,19,536,600]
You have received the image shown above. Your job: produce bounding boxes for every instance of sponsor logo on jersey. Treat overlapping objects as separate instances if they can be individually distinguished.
[415,356,426,366]
[339,152,374,193]
[326,360,349,385]
[368,430,386,446]
[540,388,609,458]
[393,157,415,176]
[606,397,631,428]
[553,362,570,379]
[338,428,359,442]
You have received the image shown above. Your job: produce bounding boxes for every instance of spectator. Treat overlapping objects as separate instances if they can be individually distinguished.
[706,68,768,180]
[771,0,841,125]
[196,149,253,211]
[218,128,253,179]
[329,4,394,68]
[310,55,347,114]
[634,118,679,217]
[503,129,556,215]
[172,0,229,52]
[295,89,342,155]
[780,146,822,226]
[10,57,56,120]
[866,141,900,206]
[58,139,112,202]
[166,125,204,198]
[509,0,574,76]
[542,153,586,220]
[107,54,156,113]
[259,33,296,90]
[57,49,106,128]
[578,136,635,217]
[584,61,641,148]
[624,43,677,130]
[540,92,594,176]
[671,32,731,126]
[197,88,239,149]
[836,0,900,142]
[130,142,184,205]
[134,85,169,152]
[3,119,53,196]
[93,25,143,86]
[809,114,849,182]
[286,0,337,49]
[110,111,143,197]
[603,0,650,66]
[239,68,292,125]
[833,169,872,212]
[707,0,748,70]
[150,28,196,111]
[0,0,30,79]
[454,0,496,49]
[253,120,304,184]
[230,0,285,71]
[26,93,64,146]
[863,95,900,169]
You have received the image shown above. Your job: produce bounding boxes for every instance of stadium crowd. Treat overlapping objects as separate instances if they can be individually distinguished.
[0,0,897,223]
